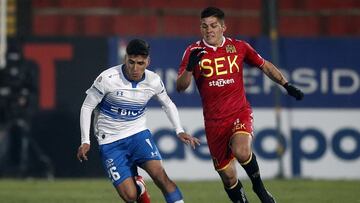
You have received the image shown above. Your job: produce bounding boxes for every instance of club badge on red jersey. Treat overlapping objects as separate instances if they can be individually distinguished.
[226,45,236,53]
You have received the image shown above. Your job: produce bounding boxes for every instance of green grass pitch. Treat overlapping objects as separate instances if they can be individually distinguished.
[0,178,359,202]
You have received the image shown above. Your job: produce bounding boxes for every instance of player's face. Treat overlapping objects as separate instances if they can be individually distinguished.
[200,16,226,47]
[125,55,150,81]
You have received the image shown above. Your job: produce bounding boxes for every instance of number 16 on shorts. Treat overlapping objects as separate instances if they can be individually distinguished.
[108,166,121,182]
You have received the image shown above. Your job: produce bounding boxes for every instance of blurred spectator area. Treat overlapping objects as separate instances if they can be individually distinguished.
[31,0,360,37]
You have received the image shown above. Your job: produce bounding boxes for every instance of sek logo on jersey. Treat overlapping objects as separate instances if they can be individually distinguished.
[209,78,235,87]
[200,55,239,77]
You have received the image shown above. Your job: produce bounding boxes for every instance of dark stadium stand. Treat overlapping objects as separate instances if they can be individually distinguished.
[30,0,360,37]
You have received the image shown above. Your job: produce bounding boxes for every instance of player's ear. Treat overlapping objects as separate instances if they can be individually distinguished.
[123,54,128,64]
[222,24,227,32]
[147,56,151,67]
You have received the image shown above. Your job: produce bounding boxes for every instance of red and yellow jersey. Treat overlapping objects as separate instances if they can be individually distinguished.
[178,37,265,120]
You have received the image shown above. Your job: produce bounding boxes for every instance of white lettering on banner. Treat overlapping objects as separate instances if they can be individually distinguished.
[143,109,360,180]
[243,69,261,94]
[292,68,317,93]
[252,67,360,95]
[154,67,360,95]
[321,68,329,93]
[333,69,360,94]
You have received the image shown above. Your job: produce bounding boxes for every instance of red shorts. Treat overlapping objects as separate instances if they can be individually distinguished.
[204,108,254,171]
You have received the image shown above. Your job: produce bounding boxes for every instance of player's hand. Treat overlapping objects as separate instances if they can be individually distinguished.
[177,132,201,149]
[283,82,304,100]
[77,143,90,163]
[186,48,205,72]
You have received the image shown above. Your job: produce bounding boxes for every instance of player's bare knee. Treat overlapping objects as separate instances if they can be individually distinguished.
[120,191,138,202]
[116,183,138,202]
[233,146,251,163]
[230,133,252,162]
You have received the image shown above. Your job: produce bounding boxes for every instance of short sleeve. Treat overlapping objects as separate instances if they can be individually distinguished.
[243,42,265,68]
[86,74,107,100]
[155,76,166,96]
[177,45,192,77]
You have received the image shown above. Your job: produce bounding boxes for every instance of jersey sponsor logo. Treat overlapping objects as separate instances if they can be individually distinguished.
[116,91,123,96]
[99,100,146,120]
[200,55,240,77]
[118,108,145,117]
[208,78,235,87]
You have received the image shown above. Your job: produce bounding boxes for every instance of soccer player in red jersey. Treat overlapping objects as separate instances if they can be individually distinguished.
[177,7,304,203]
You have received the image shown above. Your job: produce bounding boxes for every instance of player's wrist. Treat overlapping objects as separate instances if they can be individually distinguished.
[283,82,293,92]
[176,128,185,136]
[282,82,289,88]
[81,141,90,146]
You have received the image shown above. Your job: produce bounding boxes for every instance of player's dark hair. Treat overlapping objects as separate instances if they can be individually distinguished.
[126,39,150,56]
[201,7,225,20]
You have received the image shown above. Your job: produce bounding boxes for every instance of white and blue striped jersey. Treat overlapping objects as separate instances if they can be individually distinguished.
[80,64,184,145]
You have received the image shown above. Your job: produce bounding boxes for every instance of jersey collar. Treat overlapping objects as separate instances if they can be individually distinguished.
[202,36,226,51]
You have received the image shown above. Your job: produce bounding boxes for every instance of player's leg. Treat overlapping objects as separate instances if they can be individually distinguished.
[230,133,276,203]
[135,174,151,203]
[113,175,150,203]
[130,130,183,203]
[99,138,148,202]
[217,161,249,203]
[142,160,184,203]
[113,172,150,203]
[205,120,249,203]
[113,177,138,202]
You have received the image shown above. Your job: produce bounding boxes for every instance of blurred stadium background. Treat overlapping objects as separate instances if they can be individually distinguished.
[0,0,359,202]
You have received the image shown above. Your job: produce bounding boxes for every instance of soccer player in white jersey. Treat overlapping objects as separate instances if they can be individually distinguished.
[77,39,200,203]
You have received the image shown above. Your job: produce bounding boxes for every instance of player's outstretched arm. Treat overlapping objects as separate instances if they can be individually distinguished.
[78,93,102,163]
[156,88,200,149]
[261,60,287,85]
[177,132,201,149]
[261,60,304,100]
